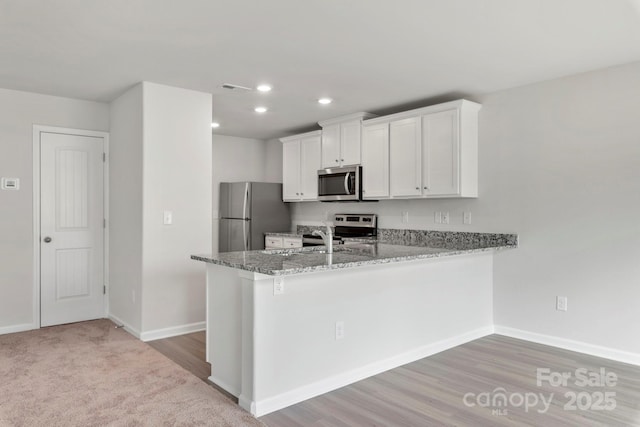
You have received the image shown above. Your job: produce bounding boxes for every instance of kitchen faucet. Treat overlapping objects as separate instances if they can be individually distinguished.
[312,222,333,254]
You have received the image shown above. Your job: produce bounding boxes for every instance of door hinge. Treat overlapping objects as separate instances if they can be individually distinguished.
[103,152,106,162]
[103,285,106,295]
[103,218,106,228]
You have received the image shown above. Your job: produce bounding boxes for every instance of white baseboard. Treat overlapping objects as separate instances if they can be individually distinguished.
[494,325,640,366]
[251,325,495,417]
[108,314,141,339]
[208,375,240,398]
[0,322,37,336]
[140,321,206,342]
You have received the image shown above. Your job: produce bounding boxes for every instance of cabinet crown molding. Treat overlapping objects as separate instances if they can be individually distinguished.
[363,99,481,126]
[279,130,322,143]
[318,112,377,127]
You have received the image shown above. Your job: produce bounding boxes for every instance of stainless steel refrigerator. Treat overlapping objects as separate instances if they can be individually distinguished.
[219,182,290,252]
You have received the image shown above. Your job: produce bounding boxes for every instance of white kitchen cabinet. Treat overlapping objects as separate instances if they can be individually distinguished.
[422,108,460,196]
[283,237,303,248]
[365,99,480,199]
[319,112,375,168]
[265,236,283,249]
[389,117,422,197]
[361,122,390,199]
[280,130,322,202]
[282,140,301,200]
[265,236,302,249]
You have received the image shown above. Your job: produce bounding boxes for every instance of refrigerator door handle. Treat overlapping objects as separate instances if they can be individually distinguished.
[243,219,249,251]
[242,183,249,220]
[243,182,249,251]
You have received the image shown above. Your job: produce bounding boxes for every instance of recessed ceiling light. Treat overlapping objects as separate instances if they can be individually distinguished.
[211,122,220,128]
[318,98,332,105]
[255,106,268,113]
[256,84,272,92]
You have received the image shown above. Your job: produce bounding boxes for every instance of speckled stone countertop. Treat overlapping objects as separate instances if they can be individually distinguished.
[192,230,517,276]
[264,232,300,238]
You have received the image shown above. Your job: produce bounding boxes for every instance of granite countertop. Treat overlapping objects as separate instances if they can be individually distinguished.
[192,238,516,276]
[264,232,301,238]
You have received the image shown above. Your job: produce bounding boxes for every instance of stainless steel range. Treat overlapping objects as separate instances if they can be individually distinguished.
[302,214,377,246]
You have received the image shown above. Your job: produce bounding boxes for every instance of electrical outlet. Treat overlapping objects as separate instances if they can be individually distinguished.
[402,211,409,223]
[441,212,450,224]
[1,177,19,190]
[463,211,472,225]
[274,277,285,295]
[335,321,345,340]
[556,296,568,311]
[434,212,442,224]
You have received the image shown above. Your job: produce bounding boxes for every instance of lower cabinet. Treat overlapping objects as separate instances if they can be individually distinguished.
[265,236,302,249]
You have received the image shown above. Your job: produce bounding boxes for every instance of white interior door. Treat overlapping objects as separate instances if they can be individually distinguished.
[40,131,105,327]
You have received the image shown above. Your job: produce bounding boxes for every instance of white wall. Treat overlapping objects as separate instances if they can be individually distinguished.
[292,60,640,356]
[108,84,144,333]
[211,135,283,253]
[0,88,108,334]
[141,82,212,334]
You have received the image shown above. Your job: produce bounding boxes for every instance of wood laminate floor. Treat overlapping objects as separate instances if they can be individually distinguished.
[149,333,640,426]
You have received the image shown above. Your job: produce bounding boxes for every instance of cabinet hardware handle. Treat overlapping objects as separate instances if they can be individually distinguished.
[335,159,339,162]
[301,193,304,195]
[296,192,299,195]
[43,236,52,243]
[340,158,344,161]
[415,187,419,190]
[423,186,428,189]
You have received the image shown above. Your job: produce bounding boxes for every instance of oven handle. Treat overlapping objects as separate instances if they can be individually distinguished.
[344,172,351,194]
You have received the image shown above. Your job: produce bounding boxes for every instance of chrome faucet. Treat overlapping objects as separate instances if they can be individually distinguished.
[312,222,333,254]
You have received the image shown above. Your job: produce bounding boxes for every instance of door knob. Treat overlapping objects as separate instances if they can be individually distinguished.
[43,237,52,243]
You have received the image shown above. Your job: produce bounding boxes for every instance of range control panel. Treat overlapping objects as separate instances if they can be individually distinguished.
[334,213,377,229]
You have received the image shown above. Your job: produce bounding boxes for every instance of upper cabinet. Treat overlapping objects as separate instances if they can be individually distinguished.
[281,131,322,202]
[361,122,390,199]
[319,113,376,168]
[362,99,481,199]
[280,99,480,202]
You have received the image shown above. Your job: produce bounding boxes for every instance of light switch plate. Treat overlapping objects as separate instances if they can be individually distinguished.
[1,177,19,190]
[163,211,173,225]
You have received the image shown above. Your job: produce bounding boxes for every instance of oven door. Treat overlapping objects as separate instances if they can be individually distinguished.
[317,166,361,201]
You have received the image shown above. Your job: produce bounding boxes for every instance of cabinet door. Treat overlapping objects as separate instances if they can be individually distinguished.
[300,135,322,200]
[340,121,362,166]
[361,123,389,199]
[282,140,301,200]
[422,109,459,196]
[283,237,303,248]
[320,124,340,169]
[389,117,422,197]
[265,236,284,249]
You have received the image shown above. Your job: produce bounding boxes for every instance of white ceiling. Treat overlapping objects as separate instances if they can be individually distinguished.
[2,0,640,140]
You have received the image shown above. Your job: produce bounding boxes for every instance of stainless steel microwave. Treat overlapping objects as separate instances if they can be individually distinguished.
[317,165,362,202]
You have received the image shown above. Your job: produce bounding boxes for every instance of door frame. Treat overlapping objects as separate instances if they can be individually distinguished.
[32,125,110,328]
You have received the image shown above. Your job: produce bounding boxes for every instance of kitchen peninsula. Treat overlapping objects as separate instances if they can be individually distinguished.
[192,229,517,416]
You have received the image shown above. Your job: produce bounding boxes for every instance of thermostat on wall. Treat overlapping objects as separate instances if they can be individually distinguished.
[1,178,19,190]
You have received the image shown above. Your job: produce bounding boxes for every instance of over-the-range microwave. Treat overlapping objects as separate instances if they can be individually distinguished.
[317,165,363,202]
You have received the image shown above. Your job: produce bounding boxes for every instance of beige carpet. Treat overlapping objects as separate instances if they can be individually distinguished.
[0,319,264,427]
